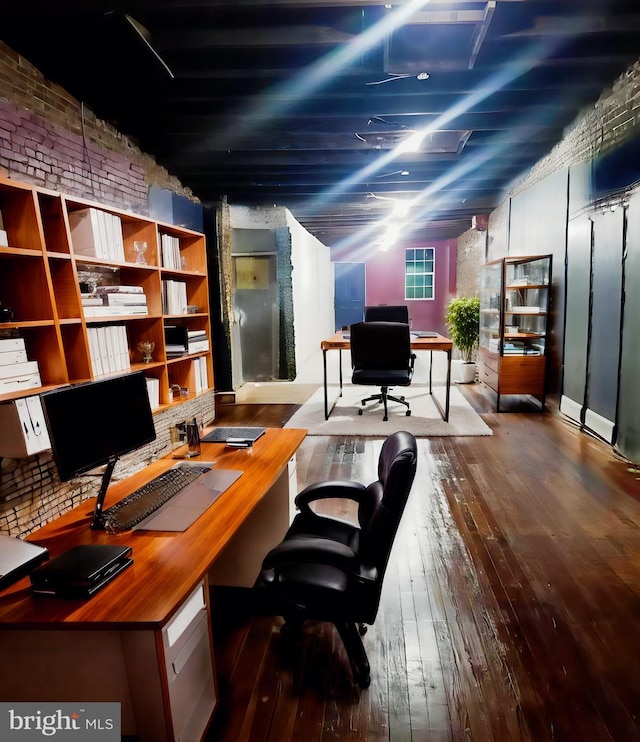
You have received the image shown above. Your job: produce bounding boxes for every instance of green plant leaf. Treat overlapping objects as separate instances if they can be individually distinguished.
[445,296,480,363]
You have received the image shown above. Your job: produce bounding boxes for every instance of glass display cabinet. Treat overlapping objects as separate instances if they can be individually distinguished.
[479,254,552,411]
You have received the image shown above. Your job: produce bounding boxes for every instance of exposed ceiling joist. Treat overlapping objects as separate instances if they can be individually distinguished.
[1,0,639,245]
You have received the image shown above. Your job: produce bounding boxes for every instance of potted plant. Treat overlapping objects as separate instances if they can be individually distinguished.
[445,296,480,383]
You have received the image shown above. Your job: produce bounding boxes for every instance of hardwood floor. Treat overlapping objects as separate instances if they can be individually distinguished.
[205,386,640,741]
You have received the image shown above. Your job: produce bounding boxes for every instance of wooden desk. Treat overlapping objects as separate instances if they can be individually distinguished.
[0,427,306,742]
[321,331,453,422]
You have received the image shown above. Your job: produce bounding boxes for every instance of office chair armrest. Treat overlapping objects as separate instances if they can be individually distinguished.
[263,536,377,583]
[294,481,366,515]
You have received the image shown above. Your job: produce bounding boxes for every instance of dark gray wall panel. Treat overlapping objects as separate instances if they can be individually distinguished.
[509,169,568,258]
[562,216,591,414]
[616,197,640,460]
[509,169,569,395]
[587,209,623,425]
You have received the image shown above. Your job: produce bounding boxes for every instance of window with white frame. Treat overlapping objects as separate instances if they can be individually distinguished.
[405,247,434,300]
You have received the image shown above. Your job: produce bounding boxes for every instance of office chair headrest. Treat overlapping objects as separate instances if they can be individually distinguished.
[378,431,417,486]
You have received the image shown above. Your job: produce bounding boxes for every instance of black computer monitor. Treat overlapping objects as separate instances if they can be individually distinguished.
[41,372,156,528]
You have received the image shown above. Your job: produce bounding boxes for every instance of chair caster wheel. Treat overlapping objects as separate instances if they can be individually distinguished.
[359,624,368,636]
[383,416,388,421]
[358,409,363,415]
[406,410,411,416]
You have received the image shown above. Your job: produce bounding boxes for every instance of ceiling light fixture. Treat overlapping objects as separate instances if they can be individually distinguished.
[397,129,430,154]
[366,71,430,86]
[367,192,414,217]
[375,170,410,178]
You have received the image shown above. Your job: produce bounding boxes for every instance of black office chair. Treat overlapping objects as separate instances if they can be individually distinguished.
[256,431,418,688]
[364,304,409,324]
[350,320,415,420]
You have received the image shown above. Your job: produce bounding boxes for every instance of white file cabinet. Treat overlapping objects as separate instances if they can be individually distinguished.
[0,580,217,742]
[162,583,216,742]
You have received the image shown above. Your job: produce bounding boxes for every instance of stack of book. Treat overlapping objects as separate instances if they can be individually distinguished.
[164,325,188,358]
[86,324,131,376]
[503,341,526,355]
[82,285,148,317]
[0,336,42,394]
[160,233,182,270]
[161,280,188,315]
[187,330,209,354]
[68,207,125,262]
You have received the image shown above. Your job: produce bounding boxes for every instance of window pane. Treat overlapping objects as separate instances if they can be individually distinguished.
[404,246,435,301]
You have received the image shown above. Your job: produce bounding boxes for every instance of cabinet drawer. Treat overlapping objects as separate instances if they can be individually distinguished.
[499,356,546,394]
[479,363,499,391]
[479,349,500,373]
[162,583,216,742]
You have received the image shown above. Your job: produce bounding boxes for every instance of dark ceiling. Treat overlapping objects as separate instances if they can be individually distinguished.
[3,0,640,247]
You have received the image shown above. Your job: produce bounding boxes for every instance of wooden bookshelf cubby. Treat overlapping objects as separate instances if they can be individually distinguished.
[0,176,213,410]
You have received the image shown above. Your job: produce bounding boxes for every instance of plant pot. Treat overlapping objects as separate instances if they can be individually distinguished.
[453,360,476,384]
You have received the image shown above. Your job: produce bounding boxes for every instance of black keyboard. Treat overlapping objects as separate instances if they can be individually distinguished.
[103,465,211,532]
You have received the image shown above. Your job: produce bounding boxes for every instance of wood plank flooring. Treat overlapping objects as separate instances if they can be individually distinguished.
[205,386,640,742]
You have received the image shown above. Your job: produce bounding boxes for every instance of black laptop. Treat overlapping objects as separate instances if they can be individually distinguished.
[30,544,133,598]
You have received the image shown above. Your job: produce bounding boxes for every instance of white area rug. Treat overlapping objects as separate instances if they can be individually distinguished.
[284,383,493,437]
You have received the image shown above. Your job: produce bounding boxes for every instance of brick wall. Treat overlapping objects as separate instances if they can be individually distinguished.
[0,41,195,208]
[455,59,640,291]
[513,60,640,198]
[456,227,485,299]
[0,40,216,537]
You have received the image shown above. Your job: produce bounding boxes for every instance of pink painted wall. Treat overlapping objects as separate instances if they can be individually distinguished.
[363,238,457,335]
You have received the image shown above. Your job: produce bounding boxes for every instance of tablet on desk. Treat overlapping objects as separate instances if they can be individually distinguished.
[200,427,266,445]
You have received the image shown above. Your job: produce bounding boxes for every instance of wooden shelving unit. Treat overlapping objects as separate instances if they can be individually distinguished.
[479,254,552,412]
[0,176,213,411]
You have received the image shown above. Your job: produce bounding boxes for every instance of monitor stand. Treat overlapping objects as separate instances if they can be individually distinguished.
[90,456,119,530]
